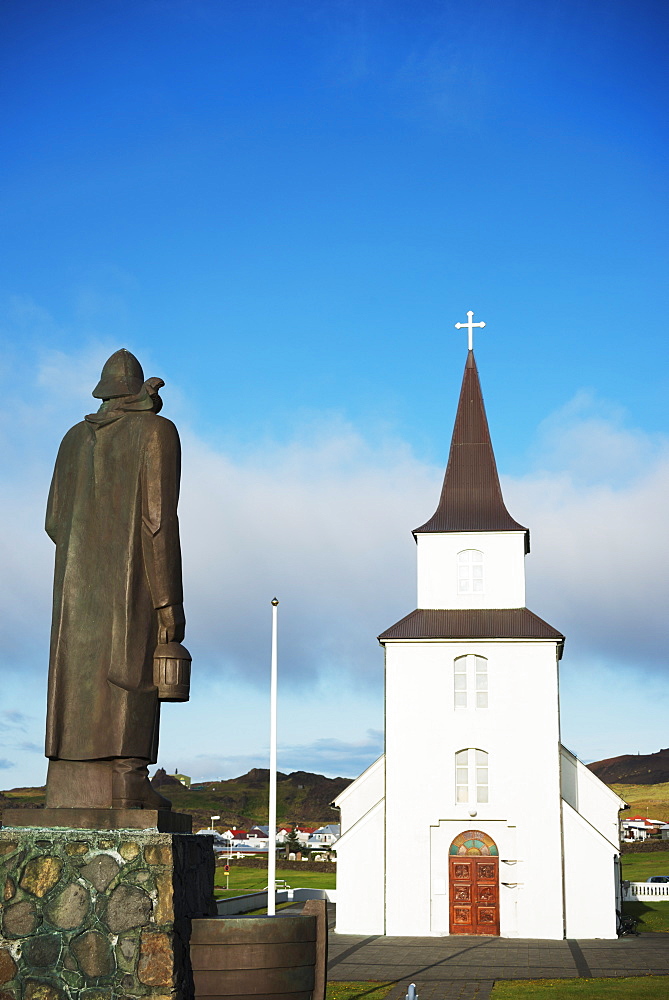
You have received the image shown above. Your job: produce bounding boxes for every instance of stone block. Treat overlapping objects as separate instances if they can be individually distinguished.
[154,872,174,924]
[144,845,171,866]
[0,949,17,984]
[2,852,24,874]
[20,858,62,898]
[22,936,61,968]
[62,952,77,972]
[78,856,119,892]
[23,981,65,1000]
[138,929,173,986]
[3,809,191,833]
[2,878,15,902]
[128,870,152,885]
[119,841,139,861]
[115,933,138,971]
[70,931,113,978]
[2,899,39,937]
[105,884,152,933]
[45,883,91,929]
[64,844,89,858]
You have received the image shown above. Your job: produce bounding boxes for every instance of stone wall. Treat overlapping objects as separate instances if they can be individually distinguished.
[620,838,669,854]
[0,829,215,1000]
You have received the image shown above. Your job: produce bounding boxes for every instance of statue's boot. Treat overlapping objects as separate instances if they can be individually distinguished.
[112,757,172,810]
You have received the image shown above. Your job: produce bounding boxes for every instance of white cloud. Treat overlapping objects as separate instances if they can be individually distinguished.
[505,394,669,670]
[155,730,383,785]
[179,420,436,687]
[0,337,667,784]
[278,729,384,775]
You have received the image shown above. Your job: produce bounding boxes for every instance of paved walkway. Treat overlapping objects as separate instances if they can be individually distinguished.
[327,928,669,998]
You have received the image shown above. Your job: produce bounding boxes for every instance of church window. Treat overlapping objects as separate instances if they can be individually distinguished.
[454,657,467,708]
[455,749,489,804]
[457,549,484,593]
[455,750,469,802]
[449,830,499,856]
[454,655,488,709]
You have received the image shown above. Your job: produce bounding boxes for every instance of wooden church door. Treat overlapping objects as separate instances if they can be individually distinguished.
[449,831,500,935]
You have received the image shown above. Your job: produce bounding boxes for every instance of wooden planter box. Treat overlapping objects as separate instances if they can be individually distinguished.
[190,901,327,1000]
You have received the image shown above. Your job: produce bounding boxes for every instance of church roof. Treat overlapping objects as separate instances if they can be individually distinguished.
[414,350,529,549]
[378,608,564,656]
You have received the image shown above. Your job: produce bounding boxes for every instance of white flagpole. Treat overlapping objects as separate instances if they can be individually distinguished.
[267,598,279,915]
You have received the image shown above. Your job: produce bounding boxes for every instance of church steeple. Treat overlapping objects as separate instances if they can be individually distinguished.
[414,350,529,551]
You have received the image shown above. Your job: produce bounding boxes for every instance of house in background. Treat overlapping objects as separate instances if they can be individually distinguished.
[622,816,669,841]
[307,824,340,847]
[335,335,626,940]
[247,826,270,846]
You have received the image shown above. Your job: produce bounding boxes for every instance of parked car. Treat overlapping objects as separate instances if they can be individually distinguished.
[646,876,669,883]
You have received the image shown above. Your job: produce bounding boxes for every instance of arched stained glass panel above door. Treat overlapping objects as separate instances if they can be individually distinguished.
[449,829,499,856]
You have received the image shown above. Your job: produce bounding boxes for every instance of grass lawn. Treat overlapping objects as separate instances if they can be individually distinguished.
[326,980,669,1000]
[620,850,669,932]
[621,850,669,881]
[622,901,669,933]
[326,985,394,1000]
[491,977,669,998]
[214,864,335,898]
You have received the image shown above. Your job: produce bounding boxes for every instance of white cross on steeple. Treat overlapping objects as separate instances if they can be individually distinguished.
[455,310,486,351]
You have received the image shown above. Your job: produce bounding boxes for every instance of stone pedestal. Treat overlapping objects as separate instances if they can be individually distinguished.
[0,827,216,1000]
[2,810,191,833]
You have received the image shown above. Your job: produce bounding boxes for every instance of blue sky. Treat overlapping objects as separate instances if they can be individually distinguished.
[1,0,668,787]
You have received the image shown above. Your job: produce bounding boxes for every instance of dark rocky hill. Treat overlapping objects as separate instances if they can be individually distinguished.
[0,768,352,831]
[587,748,669,785]
[153,767,352,830]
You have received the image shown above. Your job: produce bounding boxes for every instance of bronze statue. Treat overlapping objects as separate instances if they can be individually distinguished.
[44,349,187,812]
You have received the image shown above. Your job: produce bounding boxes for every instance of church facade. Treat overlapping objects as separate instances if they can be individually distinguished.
[334,345,624,939]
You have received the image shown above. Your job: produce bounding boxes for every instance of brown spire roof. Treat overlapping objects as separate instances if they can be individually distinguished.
[414,350,529,549]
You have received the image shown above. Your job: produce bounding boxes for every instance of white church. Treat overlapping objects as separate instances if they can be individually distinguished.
[335,318,625,939]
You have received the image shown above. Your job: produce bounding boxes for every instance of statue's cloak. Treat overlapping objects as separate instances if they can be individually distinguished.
[45,408,183,762]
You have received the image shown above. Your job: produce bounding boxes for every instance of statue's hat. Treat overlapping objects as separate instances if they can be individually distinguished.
[92,349,145,399]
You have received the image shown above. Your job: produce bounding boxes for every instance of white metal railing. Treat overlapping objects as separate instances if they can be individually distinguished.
[216,887,337,916]
[623,881,669,901]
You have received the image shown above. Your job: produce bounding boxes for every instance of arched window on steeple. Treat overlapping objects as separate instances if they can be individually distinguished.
[457,549,484,594]
[454,655,488,709]
[455,749,489,804]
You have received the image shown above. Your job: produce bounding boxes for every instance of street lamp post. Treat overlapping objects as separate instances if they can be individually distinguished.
[267,598,279,916]
[210,814,220,830]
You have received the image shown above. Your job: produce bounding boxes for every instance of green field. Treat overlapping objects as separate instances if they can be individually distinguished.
[214,863,335,898]
[491,977,669,999]
[621,850,669,881]
[612,782,669,823]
